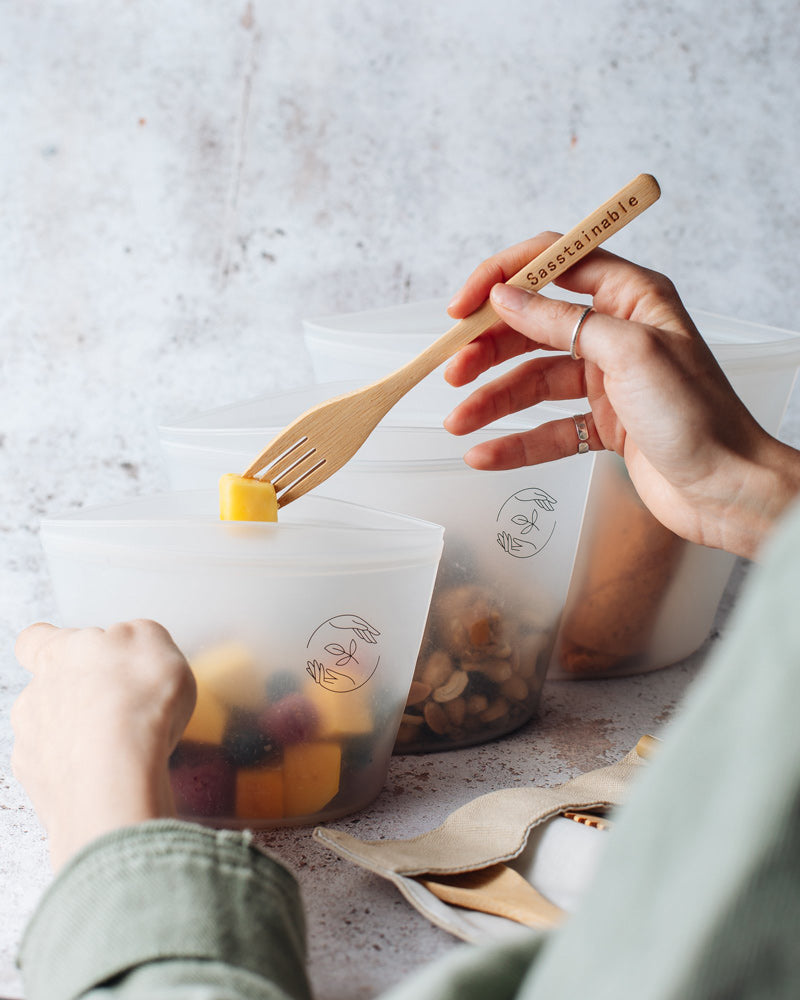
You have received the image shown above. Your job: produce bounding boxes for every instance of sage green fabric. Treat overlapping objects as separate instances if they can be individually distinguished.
[18,822,312,1000]
[18,499,800,999]
[387,499,800,1000]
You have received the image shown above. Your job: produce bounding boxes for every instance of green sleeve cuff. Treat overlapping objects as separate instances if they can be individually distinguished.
[18,819,311,1000]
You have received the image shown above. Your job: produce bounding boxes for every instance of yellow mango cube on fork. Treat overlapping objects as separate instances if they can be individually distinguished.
[219,473,278,522]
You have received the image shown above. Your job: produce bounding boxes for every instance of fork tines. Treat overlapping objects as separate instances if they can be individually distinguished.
[247,435,326,507]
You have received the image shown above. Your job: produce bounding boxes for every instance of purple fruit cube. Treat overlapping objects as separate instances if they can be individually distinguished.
[258,693,320,746]
[169,743,235,818]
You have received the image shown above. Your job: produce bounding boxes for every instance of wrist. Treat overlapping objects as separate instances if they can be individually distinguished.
[48,763,175,872]
[716,437,800,560]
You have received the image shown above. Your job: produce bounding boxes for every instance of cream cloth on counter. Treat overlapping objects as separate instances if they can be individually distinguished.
[314,738,653,943]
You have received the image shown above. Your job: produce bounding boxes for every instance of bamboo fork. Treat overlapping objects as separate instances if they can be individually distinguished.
[244,173,661,506]
[418,862,566,929]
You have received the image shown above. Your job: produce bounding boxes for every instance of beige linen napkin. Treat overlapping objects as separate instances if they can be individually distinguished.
[314,736,655,943]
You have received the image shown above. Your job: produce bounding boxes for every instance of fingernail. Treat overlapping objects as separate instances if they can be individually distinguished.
[490,283,531,311]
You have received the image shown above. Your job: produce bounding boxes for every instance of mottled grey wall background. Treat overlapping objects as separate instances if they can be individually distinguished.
[1,0,800,989]
[4,0,800,525]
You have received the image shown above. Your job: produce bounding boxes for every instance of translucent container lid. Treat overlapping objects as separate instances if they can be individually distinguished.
[688,310,800,371]
[303,297,452,347]
[159,382,571,470]
[303,296,800,373]
[40,492,444,572]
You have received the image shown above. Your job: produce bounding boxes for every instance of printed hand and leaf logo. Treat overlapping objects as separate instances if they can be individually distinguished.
[516,487,556,512]
[526,489,556,513]
[305,614,382,692]
[329,614,380,644]
[305,658,330,685]
[497,530,524,555]
[511,511,539,535]
[305,658,357,691]
[496,488,559,559]
[324,638,359,667]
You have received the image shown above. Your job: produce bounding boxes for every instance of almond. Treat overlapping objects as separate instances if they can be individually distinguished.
[468,617,493,647]
[405,680,432,706]
[443,697,466,727]
[395,722,418,744]
[423,701,449,735]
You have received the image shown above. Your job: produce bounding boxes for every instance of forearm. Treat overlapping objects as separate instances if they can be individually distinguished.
[19,820,311,1000]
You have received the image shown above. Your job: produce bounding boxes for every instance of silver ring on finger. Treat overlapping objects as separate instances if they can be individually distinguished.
[572,413,590,454]
[569,305,594,360]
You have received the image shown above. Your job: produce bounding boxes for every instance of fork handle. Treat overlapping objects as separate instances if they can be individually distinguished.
[384,173,660,394]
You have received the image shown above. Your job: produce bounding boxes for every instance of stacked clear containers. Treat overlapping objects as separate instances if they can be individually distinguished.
[302,297,800,680]
[159,386,595,751]
[157,296,800,750]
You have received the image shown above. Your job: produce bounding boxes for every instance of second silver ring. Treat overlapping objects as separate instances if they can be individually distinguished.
[572,413,590,454]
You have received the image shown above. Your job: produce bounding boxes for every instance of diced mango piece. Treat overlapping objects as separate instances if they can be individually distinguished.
[219,473,278,522]
[302,679,373,738]
[182,681,228,745]
[283,741,341,817]
[235,765,285,820]
[190,641,264,710]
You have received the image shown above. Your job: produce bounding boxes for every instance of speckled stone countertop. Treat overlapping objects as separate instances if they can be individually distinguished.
[3,1,800,995]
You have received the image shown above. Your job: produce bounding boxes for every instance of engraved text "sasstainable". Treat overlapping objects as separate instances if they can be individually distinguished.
[525,196,639,287]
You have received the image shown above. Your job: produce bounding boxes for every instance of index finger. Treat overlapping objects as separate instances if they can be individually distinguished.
[448,231,564,318]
